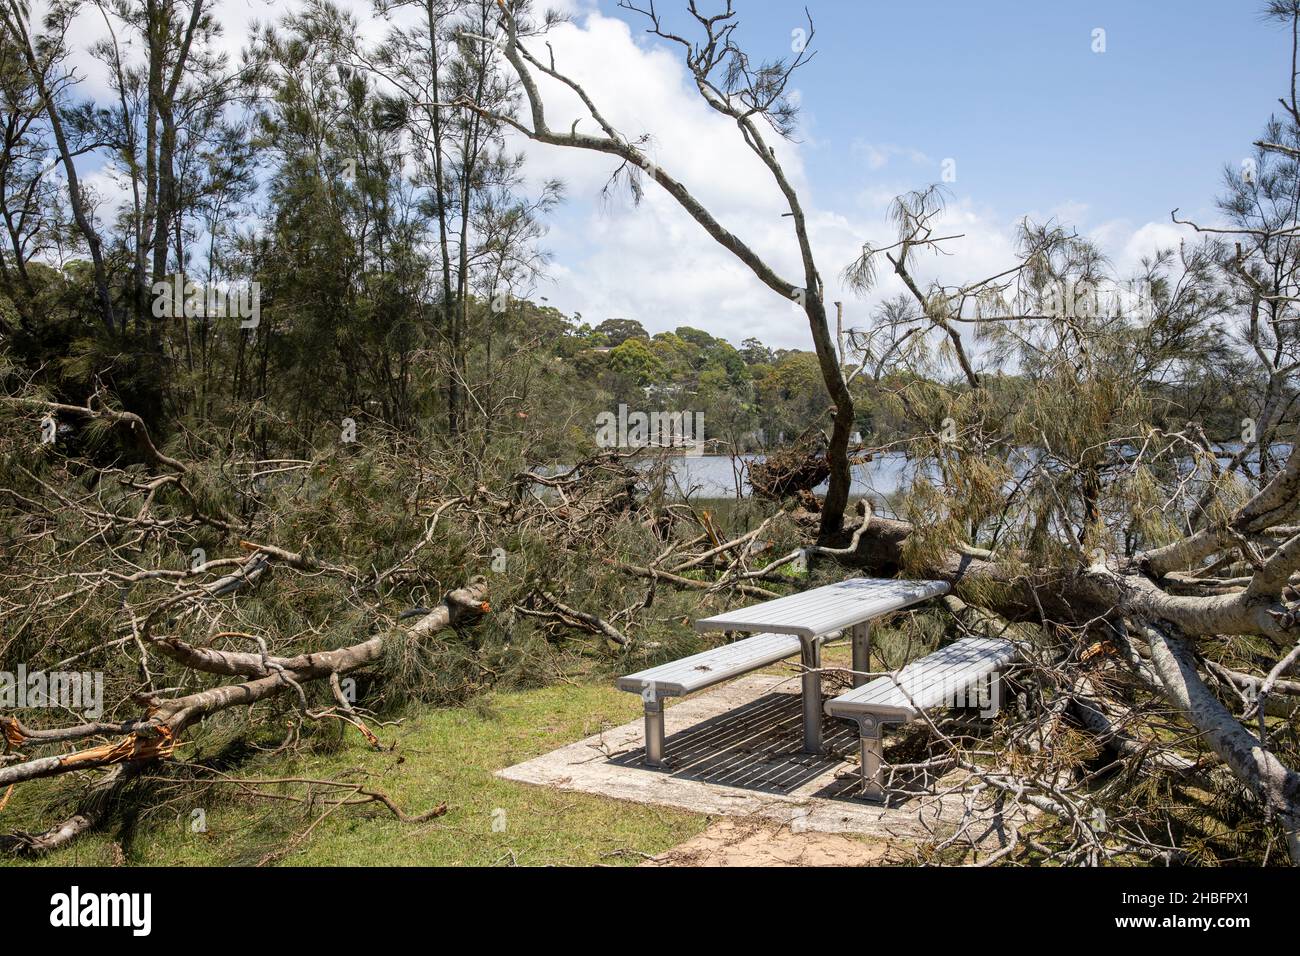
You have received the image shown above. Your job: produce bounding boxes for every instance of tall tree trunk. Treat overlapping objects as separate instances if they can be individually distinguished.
[2,2,117,335]
[805,296,853,539]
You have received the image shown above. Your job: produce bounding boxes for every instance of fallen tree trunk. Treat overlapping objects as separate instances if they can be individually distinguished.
[0,763,143,856]
[0,579,489,791]
[1070,674,1204,778]
[810,443,1300,862]
[1138,622,1300,863]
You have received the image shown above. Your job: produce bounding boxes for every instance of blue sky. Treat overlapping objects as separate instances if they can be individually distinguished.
[58,0,1296,350]
[608,0,1289,232]
[503,0,1297,348]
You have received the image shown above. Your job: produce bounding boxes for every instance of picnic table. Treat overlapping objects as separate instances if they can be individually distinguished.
[694,577,950,754]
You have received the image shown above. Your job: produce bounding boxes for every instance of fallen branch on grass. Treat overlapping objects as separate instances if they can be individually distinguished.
[0,578,488,854]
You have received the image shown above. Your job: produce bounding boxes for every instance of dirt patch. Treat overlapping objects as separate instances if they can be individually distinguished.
[642,817,903,867]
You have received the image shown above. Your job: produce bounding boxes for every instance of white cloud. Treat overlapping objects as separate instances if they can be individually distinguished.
[27,0,396,102]
[1118,221,1196,270]
[24,0,1209,355]
[81,167,135,229]
[507,10,1095,351]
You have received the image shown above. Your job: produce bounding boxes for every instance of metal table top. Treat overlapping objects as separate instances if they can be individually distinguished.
[695,577,950,639]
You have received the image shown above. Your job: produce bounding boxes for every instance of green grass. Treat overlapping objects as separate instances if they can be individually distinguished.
[2,614,940,868]
[1,682,710,867]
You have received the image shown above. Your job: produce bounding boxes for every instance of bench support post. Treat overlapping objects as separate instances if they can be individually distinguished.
[857,716,886,802]
[800,638,823,755]
[642,695,666,767]
[851,622,873,689]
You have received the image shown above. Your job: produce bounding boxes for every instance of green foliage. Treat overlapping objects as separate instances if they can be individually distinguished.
[0,683,708,867]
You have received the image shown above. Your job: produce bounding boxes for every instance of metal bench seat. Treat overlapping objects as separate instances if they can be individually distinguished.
[825,636,1017,801]
[617,631,808,697]
[618,631,829,766]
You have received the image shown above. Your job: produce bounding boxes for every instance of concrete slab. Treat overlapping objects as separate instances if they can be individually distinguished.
[642,818,899,867]
[497,673,1028,844]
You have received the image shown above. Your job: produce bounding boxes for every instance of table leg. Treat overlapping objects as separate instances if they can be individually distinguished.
[800,637,823,755]
[851,621,873,688]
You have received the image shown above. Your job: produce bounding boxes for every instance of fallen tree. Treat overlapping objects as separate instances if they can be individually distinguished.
[1,0,1297,868]
[442,0,1300,864]
[0,390,802,856]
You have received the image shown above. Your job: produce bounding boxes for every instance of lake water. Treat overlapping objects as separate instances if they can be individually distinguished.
[636,443,1293,502]
[651,453,920,500]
